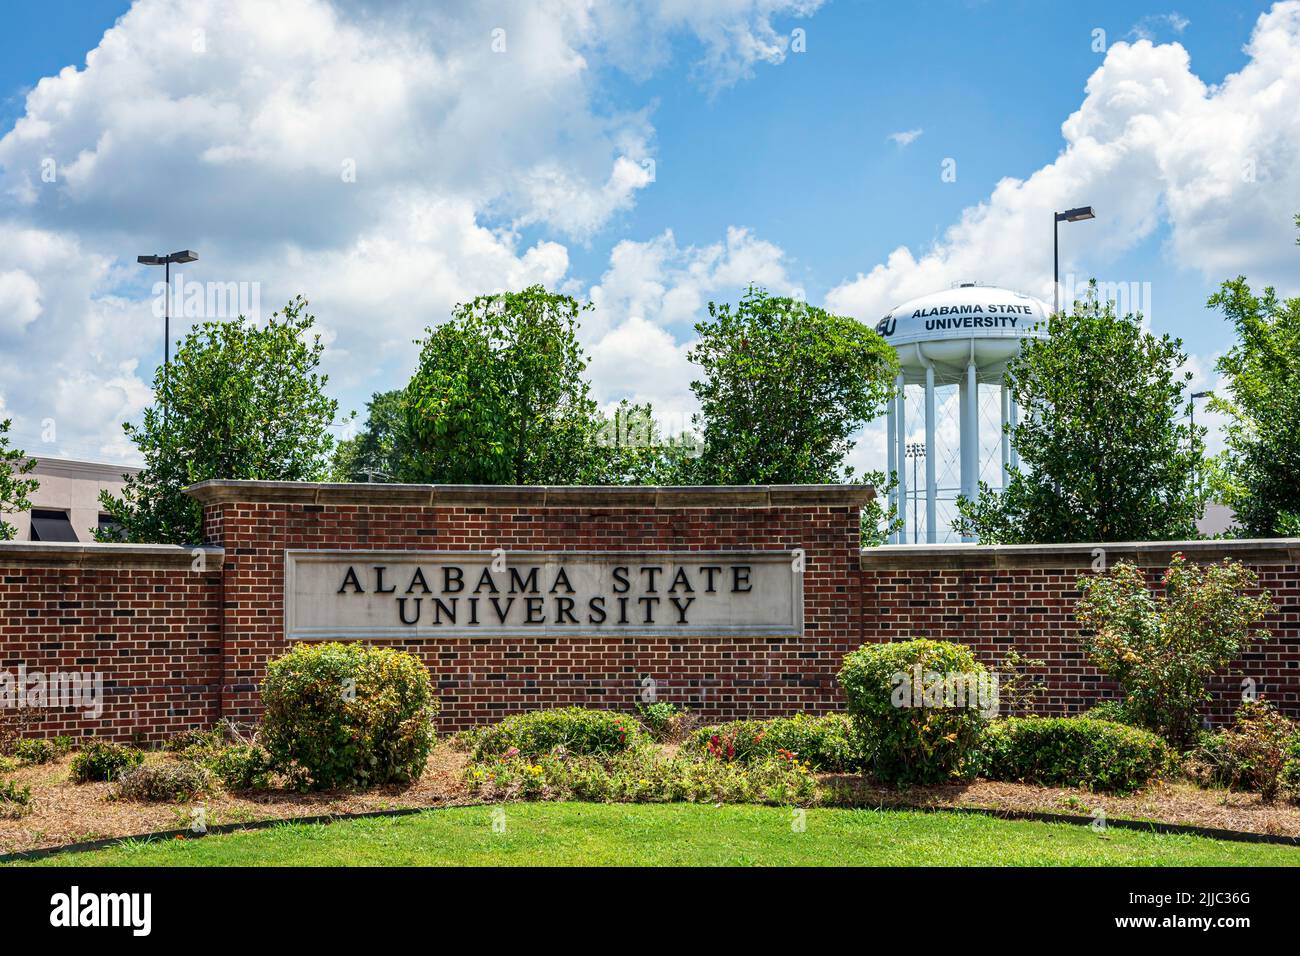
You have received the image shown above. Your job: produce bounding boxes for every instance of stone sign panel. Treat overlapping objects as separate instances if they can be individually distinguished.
[284,550,803,640]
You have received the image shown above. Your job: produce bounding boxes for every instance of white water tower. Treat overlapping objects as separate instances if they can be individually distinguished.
[874,283,1049,543]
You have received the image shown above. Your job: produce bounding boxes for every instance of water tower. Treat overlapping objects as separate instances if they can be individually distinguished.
[874,283,1049,544]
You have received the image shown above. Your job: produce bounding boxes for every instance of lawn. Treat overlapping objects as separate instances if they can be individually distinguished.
[13,803,1300,867]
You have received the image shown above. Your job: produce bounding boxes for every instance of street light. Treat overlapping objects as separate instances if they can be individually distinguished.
[137,250,198,416]
[1189,390,1213,436]
[1053,206,1095,314]
[905,442,925,544]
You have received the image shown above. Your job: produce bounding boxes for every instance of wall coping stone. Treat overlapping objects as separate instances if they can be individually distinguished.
[860,537,1300,570]
[185,480,874,509]
[0,541,224,570]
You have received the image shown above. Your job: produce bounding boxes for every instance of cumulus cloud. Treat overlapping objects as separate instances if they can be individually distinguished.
[1129,12,1191,41]
[0,0,817,462]
[827,3,1300,327]
[888,128,923,148]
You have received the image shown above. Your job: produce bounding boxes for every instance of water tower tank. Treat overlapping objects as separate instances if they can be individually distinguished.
[874,283,1049,543]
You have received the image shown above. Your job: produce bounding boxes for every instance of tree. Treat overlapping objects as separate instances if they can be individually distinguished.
[405,286,638,485]
[956,285,1206,543]
[682,287,898,484]
[1207,220,1300,535]
[0,419,39,540]
[99,297,339,544]
[330,389,415,482]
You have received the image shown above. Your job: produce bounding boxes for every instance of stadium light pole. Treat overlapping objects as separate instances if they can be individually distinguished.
[137,250,198,418]
[1053,206,1095,314]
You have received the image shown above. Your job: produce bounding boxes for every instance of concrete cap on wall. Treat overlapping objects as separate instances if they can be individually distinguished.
[0,541,224,569]
[861,538,1300,570]
[184,480,875,509]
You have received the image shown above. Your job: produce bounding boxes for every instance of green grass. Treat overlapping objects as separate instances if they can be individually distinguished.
[11,803,1300,866]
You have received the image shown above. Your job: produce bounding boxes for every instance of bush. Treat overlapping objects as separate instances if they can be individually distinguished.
[471,708,643,761]
[1081,699,1143,727]
[682,714,862,771]
[261,642,439,790]
[464,749,816,806]
[635,702,696,743]
[13,738,55,765]
[1280,744,1300,803]
[980,717,1171,794]
[205,744,274,791]
[1184,699,1298,801]
[113,761,215,802]
[69,741,145,783]
[1076,555,1273,748]
[163,727,225,755]
[0,778,32,818]
[838,639,990,785]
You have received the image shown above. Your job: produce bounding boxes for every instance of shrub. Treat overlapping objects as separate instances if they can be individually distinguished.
[471,708,643,761]
[69,741,145,783]
[261,642,439,790]
[163,727,225,755]
[1081,699,1143,727]
[1280,744,1300,803]
[464,749,816,806]
[682,713,862,771]
[0,778,32,818]
[838,639,990,785]
[205,744,274,791]
[1075,555,1273,748]
[635,702,696,743]
[980,717,1171,794]
[1184,699,1298,801]
[13,738,55,765]
[113,762,215,802]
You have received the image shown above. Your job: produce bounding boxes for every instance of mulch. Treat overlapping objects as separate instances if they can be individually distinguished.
[4,744,1300,855]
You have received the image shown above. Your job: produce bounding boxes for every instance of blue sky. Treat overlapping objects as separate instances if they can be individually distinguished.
[1,0,1297,470]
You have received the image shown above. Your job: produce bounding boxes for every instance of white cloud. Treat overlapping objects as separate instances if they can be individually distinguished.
[1129,12,1191,41]
[827,4,1300,329]
[0,0,817,462]
[888,128,923,148]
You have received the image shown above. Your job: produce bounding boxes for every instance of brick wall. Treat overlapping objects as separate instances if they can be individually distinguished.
[193,482,867,732]
[861,540,1300,722]
[0,544,224,743]
[3,483,1299,742]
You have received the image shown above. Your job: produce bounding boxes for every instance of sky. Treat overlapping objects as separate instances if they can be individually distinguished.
[1,0,1298,476]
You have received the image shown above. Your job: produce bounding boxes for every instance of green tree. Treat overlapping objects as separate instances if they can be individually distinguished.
[682,287,898,484]
[1207,221,1300,535]
[406,286,675,485]
[0,419,39,540]
[956,285,1205,543]
[99,297,338,544]
[330,389,414,482]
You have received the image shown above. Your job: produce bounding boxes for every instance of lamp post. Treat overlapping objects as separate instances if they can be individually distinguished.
[905,442,925,544]
[1053,206,1095,314]
[137,250,198,418]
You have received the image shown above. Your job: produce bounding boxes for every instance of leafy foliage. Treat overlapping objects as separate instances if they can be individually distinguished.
[112,761,216,802]
[681,714,862,771]
[0,419,38,541]
[1185,699,1299,802]
[837,639,989,785]
[980,717,1171,794]
[329,389,416,482]
[69,741,145,783]
[682,286,898,484]
[98,297,338,544]
[956,284,1206,543]
[469,707,643,761]
[204,744,275,791]
[261,642,439,790]
[1075,555,1273,748]
[1207,267,1300,536]
[0,778,33,818]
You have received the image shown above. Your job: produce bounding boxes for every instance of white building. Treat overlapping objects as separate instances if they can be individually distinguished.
[6,457,139,542]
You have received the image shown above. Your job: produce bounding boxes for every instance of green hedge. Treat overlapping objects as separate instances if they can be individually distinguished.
[681,714,861,771]
[980,717,1171,794]
[261,642,439,790]
[838,639,989,785]
[471,708,643,760]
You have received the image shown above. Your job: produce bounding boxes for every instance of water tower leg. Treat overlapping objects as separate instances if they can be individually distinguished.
[924,365,937,543]
[895,372,907,545]
[959,360,978,542]
[1000,383,1011,490]
[886,394,897,543]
